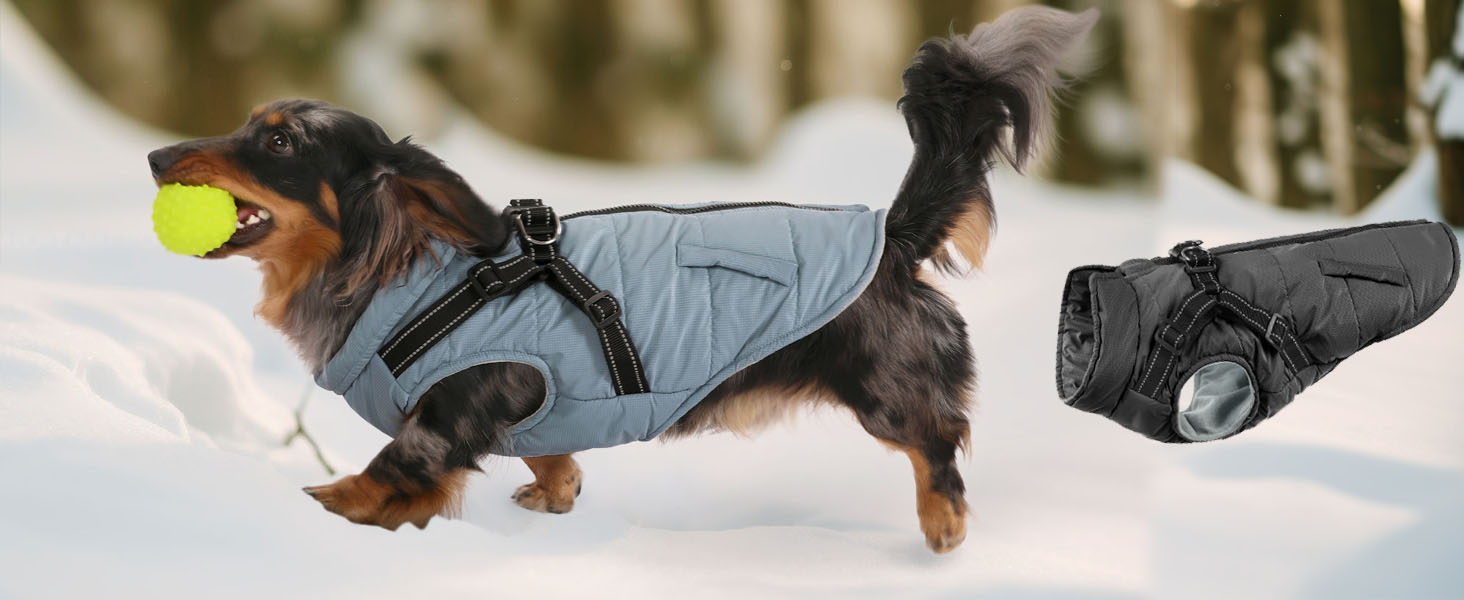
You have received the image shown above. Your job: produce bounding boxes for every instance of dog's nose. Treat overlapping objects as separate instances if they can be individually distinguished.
[147,147,179,178]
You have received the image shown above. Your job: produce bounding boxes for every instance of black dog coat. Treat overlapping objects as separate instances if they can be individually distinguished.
[1055,220,1459,442]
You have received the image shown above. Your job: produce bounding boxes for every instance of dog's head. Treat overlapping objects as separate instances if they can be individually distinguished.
[147,99,507,324]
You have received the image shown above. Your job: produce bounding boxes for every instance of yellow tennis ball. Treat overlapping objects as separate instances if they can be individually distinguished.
[152,183,237,256]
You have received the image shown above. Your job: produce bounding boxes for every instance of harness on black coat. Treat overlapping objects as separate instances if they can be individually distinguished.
[1056,220,1459,443]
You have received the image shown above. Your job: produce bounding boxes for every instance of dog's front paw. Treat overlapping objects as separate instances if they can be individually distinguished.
[511,472,581,514]
[304,471,464,531]
[304,474,399,528]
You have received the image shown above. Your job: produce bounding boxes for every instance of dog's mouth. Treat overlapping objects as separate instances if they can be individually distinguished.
[227,198,275,249]
[155,176,277,257]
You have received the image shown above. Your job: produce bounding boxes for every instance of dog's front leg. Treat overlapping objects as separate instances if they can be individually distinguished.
[511,454,582,514]
[303,362,547,528]
[303,415,468,531]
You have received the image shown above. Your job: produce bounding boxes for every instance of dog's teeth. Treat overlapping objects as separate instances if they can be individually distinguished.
[258,208,271,220]
[246,214,261,225]
[236,221,245,229]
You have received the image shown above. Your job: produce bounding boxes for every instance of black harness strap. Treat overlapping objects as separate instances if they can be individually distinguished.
[1133,241,1312,398]
[378,199,650,395]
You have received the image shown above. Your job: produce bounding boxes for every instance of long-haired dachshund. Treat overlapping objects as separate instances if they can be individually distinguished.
[146,7,1094,553]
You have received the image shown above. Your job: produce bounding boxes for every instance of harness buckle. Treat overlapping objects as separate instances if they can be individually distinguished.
[1169,240,1204,259]
[507,206,561,246]
[582,290,621,329]
[1155,324,1185,354]
[468,262,501,299]
[1264,313,1286,347]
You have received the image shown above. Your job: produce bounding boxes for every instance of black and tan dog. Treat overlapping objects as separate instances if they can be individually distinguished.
[146,7,1093,552]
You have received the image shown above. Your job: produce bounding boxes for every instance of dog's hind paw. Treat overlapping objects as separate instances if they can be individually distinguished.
[919,498,968,554]
[511,478,580,514]
[512,474,579,512]
[511,455,583,514]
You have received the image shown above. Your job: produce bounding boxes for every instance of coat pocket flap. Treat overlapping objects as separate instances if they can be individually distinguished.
[1318,258,1407,286]
[677,243,797,286]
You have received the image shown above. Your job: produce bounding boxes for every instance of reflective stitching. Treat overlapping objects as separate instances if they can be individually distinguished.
[1220,288,1263,315]
[1181,297,1215,331]
[382,285,472,357]
[1136,358,1159,393]
[549,260,633,392]
[1219,295,1265,330]
[546,262,584,301]
[393,298,484,375]
[1219,293,1300,373]
[386,205,650,392]
[384,256,534,366]
[1278,345,1298,372]
[1150,349,1176,394]
[614,321,646,391]
[597,325,624,392]
[1137,298,1215,395]
[1171,292,1204,323]
[500,262,539,287]
[1137,294,1207,392]
[1156,298,1216,391]
[558,259,598,297]
[1285,329,1305,361]
[551,260,645,393]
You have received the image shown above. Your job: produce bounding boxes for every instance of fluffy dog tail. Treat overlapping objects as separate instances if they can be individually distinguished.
[886,6,1097,274]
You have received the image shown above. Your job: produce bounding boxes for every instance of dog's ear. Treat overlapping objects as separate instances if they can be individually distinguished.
[336,139,508,292]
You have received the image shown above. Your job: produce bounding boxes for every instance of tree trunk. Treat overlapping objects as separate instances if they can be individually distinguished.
[1118,0,1176,185]
[1232,0,1280,205]
[1261,0,1329,209]
[1315,0,1410,214]
[1178,0,1248,190]
[804,0,912,101]
[1039,0,1148,185]
[1427,0,1464,226]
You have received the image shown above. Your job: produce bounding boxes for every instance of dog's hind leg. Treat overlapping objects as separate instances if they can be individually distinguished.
[512,454,583,514]
[842,382,971,553]
[883,437,968,553]
[818,278,975,553]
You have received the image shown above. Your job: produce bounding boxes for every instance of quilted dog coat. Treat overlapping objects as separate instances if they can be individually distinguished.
[318,202,887,456]
[1055,220,1458,442]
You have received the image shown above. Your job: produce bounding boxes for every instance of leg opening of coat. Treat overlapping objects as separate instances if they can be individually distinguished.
[1175,361,1256,442]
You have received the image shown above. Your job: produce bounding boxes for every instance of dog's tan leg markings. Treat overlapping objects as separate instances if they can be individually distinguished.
[303,469,467,531]
[512,454,582,514]
[888,443,968,553]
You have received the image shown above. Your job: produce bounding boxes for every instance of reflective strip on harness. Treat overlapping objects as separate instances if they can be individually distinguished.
[1133,241,1311,398]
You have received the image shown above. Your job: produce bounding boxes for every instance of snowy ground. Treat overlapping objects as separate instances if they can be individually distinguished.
[2,5,1461,599]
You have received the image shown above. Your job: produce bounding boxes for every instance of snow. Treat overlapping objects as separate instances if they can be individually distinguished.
[2,4,1462,598]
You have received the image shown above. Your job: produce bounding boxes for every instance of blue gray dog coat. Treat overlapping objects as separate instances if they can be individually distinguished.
[317,203,887,456]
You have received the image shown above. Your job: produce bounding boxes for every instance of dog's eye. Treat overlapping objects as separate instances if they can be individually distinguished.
[267,132,292,155]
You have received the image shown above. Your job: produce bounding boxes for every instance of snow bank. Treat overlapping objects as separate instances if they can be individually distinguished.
[0,276,288,447]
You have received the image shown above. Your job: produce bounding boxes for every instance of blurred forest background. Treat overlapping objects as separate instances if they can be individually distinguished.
[11,0,1463,223]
